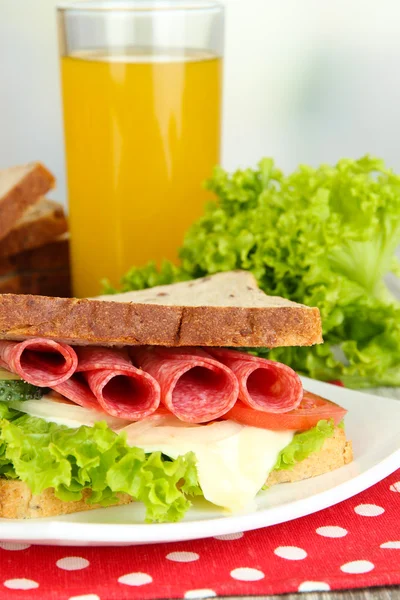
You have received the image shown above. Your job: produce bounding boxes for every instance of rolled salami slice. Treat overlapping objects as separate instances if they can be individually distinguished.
[130,347,239,423]
[208,348,302,414]
[0,338,78,387]
[75,347,161,420]
[75,347,134,373]
[54,375,101,412]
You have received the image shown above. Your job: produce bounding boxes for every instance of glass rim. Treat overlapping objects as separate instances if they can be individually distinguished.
[57,0,223,12]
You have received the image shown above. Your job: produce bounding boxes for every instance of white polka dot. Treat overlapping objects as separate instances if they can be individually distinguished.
[69,595,100,600]
[340,560,375,574]
[354,503,385,517]
[0,542,31,551]
[56,556,90,571]
[298,581,331,592]
[118,572,152,586]
[4,579,39,590]
[380,541,400,549]
[214,532,244,541]
[390,482,400,492]
[166,551,199,563]
[230,567,265,581]
[184,589,217,599]
[274,546,308,560]
[316,526,348,538]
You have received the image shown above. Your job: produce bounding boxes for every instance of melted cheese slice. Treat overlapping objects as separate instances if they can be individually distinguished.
[122,416,294,512]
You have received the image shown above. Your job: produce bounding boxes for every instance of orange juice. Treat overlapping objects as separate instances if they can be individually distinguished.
[61,50,222,297]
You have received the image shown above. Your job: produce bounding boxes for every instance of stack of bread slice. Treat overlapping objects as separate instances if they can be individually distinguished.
[0,163,70,296]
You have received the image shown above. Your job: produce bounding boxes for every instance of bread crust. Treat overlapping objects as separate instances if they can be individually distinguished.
[0,270,71,297]
[266,427,353,486]
[0,482,132,519]
[0,199,67,258]
[0,427,352,519]
[0,295,322,347]
[0,234,70,277]
[0,163,55,241]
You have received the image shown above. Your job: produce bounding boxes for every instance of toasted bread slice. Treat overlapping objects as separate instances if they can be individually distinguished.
[0,271,322,347]
[0,199,67,258]
[0,163,55,241]
[0,427,352,519]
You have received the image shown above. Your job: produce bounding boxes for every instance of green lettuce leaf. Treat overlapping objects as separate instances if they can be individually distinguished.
[0,412,201,523]
[103,260,190,294]
[106,156,400,387]
[273,419,336,471]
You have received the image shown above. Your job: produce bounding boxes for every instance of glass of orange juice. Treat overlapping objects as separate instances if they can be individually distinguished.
[57,1,224,297]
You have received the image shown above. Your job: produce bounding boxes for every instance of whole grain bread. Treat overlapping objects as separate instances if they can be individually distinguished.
[0,233,70,277]
[0,199,67,258]
[0,269,71,297]
[266,426,353,486]
[0,233,71,296]
[0,427,352,519]
[0,163,55,241]
[0,482,132,519]
[0,271,322,347]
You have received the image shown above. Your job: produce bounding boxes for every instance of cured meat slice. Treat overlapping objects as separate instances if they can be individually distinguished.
[208,348,302,414]
[0,338,78,387]
[75,346,135,372]
[130,347,239,423]
[74,347,161,420]
[84,368,160,420]
[54,376,100,412]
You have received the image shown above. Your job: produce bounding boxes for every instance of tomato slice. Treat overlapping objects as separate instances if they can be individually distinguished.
[223,391,347,431]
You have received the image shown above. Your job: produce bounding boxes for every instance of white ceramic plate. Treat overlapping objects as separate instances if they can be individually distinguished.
[0,377,399,546]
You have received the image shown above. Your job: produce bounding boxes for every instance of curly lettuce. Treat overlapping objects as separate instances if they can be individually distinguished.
[0,405,201,523]
[107,156,400,388]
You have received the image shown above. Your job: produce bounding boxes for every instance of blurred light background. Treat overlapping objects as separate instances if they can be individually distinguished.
[0,0,399,206]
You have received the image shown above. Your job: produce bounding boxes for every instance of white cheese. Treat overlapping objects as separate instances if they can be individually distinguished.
[9,395,131,430]
[122,416,294,512]
[0,368,21,381]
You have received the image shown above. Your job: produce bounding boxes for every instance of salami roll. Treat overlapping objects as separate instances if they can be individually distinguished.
[130,347,239,423]
[74,347,161,420]
[208,348,302,414]
[0,338,78,387]
[54,375,101,411]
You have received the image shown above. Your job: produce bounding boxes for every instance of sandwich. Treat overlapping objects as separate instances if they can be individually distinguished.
[0,271,352,522]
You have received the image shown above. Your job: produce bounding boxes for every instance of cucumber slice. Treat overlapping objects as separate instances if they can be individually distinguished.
[0,380,46,402]
[0,367,46,401]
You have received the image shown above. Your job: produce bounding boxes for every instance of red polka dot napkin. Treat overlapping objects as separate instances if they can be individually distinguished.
[0,469,398,600]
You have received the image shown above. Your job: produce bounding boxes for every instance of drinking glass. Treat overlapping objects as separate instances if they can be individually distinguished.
[57,0,224,297]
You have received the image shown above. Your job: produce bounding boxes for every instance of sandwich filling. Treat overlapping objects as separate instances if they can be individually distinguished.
[0,340,349,522]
